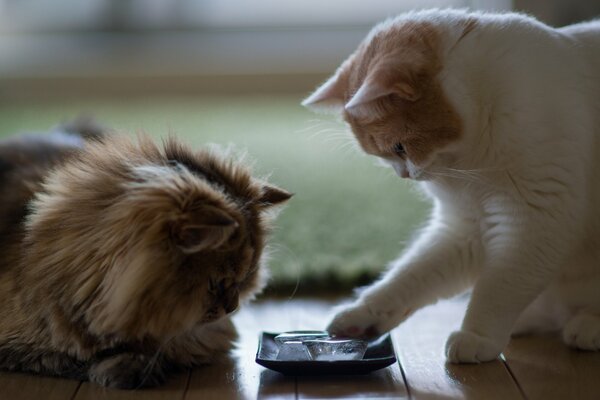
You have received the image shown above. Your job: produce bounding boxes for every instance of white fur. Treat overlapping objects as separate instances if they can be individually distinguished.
[324,10,600,363]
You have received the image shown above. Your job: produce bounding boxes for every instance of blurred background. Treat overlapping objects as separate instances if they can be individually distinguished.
[1,0,598,295]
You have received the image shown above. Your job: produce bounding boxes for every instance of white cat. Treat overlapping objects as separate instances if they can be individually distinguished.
[303,9,600,363]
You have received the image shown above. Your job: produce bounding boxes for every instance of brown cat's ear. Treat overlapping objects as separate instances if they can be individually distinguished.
[258,185,293,208]
[345,65,420,114]
[172,206,238,254]
[302,74,346,113]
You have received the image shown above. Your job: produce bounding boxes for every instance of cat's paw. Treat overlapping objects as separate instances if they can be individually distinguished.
[326,303,380,338]
[88,353,166,389]
[326,301,406,338]
[563,313,600,351]
[445,330,503,363]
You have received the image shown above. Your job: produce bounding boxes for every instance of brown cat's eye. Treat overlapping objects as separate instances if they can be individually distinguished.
[393,143,406,157]
[208,278,227,295]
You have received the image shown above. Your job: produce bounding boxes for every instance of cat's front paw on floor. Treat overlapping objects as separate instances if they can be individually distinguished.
[445,330,503,363]
[563,313,600,351]
[88,353,166,389]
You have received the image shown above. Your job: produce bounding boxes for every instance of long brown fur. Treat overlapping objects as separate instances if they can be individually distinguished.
[0,121,291,388]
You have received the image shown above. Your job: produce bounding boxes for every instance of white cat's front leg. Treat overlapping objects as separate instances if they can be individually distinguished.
[327,208,480,337]
[446,216,568,363]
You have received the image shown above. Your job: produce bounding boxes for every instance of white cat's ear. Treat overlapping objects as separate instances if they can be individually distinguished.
[345,78,394,110]
[302,74,345,113]
[345,67,419,115]
[173,206,238,254]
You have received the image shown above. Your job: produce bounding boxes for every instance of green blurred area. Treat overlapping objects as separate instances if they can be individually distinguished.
[0,95,429,294]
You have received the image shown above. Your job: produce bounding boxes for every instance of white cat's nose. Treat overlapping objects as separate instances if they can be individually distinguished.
[391,162,409,178]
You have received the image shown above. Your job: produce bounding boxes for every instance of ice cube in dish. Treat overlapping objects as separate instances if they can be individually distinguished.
[275,340,311,361]
[304,338,368,361]
[274,330,330,345]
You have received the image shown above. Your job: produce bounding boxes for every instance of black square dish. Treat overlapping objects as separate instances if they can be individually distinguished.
[255,332,397,375]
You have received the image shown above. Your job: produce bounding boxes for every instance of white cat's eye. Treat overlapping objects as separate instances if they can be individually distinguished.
[393,143,406,157]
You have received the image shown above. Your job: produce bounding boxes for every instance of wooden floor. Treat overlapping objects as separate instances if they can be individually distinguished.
[2,297,600,399]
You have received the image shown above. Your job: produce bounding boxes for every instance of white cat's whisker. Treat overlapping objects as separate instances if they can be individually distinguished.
[294,120,332,135]
[339,140,360,156]
[309,128,348,140]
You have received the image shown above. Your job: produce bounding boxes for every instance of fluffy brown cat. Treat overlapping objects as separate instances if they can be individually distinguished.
[0,120,291,388]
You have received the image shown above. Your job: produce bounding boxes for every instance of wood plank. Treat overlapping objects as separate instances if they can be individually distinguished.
[74,370,189,400]
[297,366,408,399]
[19,298,600,400]
[0,372,80,400]
[393,298,523,400]
[185,300,299,400]
[186,357,294,400]
[504,334,600,400]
